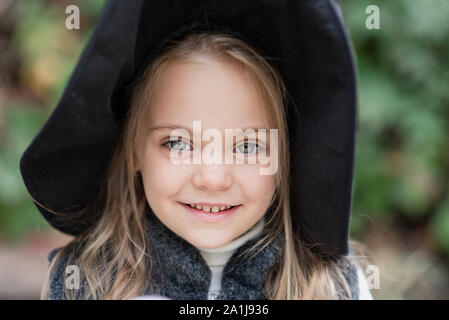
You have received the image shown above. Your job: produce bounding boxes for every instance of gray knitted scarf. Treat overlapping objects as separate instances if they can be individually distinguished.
[47,211,359,300]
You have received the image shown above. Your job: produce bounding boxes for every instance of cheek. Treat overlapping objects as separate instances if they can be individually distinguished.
[139,144,191,202]
[234,165,276,203]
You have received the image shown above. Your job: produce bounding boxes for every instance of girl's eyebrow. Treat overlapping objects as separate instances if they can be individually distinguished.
[148,125,193,135]
[148,125,270,134]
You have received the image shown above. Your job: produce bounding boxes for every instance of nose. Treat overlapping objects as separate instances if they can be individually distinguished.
[192,164,233,191]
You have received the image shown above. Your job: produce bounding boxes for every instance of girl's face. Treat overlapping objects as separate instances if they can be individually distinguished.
[135,55,276,249]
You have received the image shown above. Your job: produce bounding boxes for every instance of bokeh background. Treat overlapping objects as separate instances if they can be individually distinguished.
[0,0,448,299]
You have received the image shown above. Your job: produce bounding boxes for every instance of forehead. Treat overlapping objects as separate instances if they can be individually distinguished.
[144,56,270,130]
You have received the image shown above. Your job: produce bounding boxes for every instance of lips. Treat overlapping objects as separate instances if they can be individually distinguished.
[186,203,235,213]
[179,202,240,222]
[179,202,240,214]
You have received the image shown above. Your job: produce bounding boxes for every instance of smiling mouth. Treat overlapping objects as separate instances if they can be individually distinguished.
[180,202,240,214]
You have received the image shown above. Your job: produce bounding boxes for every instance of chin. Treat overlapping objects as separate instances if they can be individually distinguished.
[187,232,231,249]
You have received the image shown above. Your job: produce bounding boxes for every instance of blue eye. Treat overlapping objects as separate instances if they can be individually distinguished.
[235,142,261,155]
[164,139,192,151]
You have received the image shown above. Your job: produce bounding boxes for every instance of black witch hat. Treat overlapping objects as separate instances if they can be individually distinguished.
[19,0,358,255]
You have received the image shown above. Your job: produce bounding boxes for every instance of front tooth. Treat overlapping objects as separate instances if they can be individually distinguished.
[220,206,225,210]
[211,206,220,213]
[225,206,231,209]
[202,205,211,212]
[189,204,195,208]
[195,204,202,210]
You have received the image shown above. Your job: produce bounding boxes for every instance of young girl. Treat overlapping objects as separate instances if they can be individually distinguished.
[20,0,373,300]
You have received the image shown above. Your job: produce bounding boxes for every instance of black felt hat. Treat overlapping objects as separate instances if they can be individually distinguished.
[19,0,358,255]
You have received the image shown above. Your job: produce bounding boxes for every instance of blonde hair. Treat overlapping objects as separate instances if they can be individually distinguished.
[41,31,367,300]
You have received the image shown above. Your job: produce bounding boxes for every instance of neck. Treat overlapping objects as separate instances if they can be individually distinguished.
[195,217,265,267]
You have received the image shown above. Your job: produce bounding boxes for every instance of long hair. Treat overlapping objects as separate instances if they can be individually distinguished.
[41,31,366,299]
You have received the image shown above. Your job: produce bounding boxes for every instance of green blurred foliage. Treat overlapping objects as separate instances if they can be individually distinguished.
[342,0,449,254]
[0,0,106,239]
